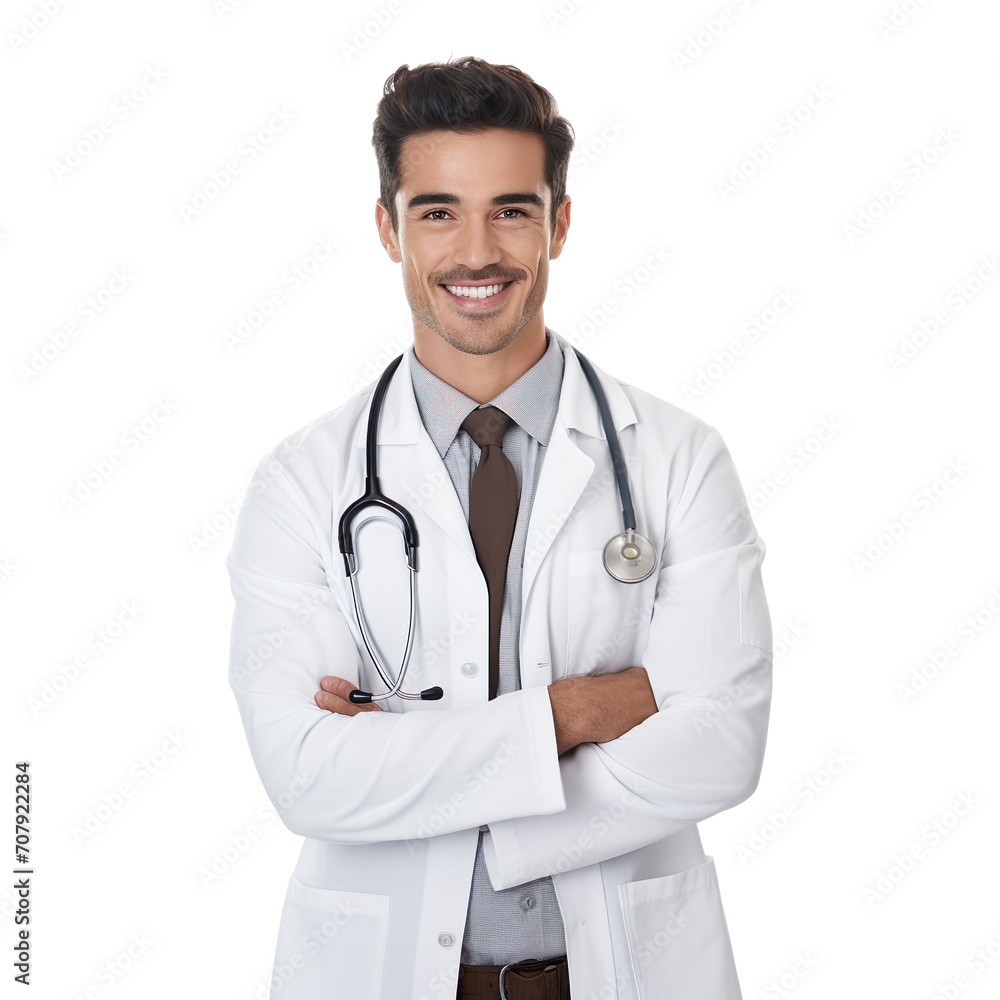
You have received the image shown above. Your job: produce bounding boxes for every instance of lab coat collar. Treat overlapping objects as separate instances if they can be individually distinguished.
[348,328,638,609]
[351,328,637,449]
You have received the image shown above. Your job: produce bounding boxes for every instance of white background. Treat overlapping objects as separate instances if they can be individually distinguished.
[3,1,1000,998]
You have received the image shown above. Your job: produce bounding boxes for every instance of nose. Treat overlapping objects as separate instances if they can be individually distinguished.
[450,216,503,272]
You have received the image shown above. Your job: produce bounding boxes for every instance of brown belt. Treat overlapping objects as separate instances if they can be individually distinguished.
[456,954,570,999]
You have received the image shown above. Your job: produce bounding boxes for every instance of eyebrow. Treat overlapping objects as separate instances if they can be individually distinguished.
[406,192,545,211]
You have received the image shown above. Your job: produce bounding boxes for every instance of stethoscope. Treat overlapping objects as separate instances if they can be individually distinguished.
[338,345,656,704]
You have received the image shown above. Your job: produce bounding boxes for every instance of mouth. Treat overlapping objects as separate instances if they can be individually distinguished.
[438,280,515,309]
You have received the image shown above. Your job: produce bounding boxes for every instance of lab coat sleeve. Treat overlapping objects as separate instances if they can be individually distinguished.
[481,425,772,889]
[226,452,567,845]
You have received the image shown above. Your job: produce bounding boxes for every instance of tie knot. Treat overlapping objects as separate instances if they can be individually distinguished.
[461,405,512,449]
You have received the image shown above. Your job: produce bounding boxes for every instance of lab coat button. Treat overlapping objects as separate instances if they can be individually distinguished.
[460,661,479,678]
[437,931,456,948]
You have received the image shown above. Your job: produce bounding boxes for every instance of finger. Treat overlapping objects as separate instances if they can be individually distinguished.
[319,675,385,711]
[319,675,363,700]
[314,689,352,715]
[314,689,383,715]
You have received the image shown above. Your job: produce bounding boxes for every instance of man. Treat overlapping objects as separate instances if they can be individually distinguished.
[227,56,772,1000]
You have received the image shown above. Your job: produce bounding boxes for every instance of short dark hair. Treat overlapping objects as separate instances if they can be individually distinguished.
[372,56,575,233]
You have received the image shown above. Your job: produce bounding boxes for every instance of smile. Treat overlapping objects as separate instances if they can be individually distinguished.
[439,281,515,308]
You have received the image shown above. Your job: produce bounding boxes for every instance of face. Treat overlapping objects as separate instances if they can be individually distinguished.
[376,127,570,356]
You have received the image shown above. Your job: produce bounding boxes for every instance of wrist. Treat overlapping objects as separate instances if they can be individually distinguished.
[547,675,591,755]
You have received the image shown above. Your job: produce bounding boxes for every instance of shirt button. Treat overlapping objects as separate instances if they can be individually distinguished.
[460,661,479,678]
[438,931,456,948]
[521,896,535,910]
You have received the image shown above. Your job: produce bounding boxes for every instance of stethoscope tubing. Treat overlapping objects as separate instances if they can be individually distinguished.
[339,344,652,704]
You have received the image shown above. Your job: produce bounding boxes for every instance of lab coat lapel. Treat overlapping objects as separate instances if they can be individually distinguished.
[521,331,637,609]
[353,347,477,564]
[351,331,637,603]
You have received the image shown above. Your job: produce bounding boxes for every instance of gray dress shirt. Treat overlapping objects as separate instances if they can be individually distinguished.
[408,327,567,965]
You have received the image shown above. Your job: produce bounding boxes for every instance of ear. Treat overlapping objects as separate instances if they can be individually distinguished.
[549,194,571,260]
[375,199,402,263]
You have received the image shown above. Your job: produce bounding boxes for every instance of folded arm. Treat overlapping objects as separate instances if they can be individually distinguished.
[482,425,773,890]
[227,454,568,845]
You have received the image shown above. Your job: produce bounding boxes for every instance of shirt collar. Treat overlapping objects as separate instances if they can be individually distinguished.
[408,327,565,458]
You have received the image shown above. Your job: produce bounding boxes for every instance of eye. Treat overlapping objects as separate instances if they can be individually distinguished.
[499,208,526,219]
[423,209,452,220]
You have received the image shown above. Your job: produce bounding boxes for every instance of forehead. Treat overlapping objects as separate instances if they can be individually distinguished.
[397,128,548,201]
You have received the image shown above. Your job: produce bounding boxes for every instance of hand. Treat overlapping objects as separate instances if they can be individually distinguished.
[548,666,657,754]
[315,675,385,716]
[586,666,658,745]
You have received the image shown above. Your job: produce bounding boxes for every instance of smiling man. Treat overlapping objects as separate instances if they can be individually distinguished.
[227,56,772,1000]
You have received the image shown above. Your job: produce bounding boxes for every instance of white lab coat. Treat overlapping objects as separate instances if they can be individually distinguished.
[227,329,772,1000]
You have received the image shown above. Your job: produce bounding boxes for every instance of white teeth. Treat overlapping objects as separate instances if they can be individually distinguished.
[443,282,511,299]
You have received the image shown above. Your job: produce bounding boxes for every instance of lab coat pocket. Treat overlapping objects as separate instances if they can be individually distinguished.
[565,549,657,677]
[271,873,390,999]
[618,857,742,1000]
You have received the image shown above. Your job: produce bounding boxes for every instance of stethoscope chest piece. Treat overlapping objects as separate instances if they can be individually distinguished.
[603,527,656,583]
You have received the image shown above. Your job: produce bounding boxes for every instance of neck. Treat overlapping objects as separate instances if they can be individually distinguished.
[412,316,548,403]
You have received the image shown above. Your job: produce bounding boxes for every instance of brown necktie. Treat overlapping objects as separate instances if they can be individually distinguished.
[460,405,519,701]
